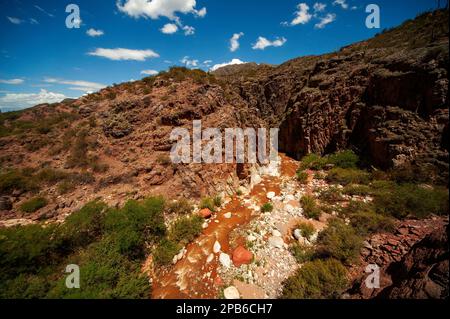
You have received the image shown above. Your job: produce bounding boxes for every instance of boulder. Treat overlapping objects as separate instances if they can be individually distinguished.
[224,212,232,219]
[232,246,253,267]
[219,253,231,268]
[268,236,284,249]
[199,208,212,219]
[293,229,302,240]
[266,192,276,200]
[224,286,240,299]
[213,241,221,253]
[272,229,282,237]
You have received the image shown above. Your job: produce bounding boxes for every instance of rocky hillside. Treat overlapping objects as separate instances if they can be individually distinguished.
[217,10,449,185]
[0,10,448,226]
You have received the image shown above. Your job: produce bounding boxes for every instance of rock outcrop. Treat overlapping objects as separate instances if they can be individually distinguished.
[378,223,449,299]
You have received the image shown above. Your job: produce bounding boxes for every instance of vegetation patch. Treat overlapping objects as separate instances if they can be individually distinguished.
[316,218,362,265]
[300,196,321,220]
[282,258,348,299]
[20,197,48,213]
[261,202,274,213]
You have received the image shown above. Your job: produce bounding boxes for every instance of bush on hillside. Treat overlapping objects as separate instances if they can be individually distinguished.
[300,196,321,220]
[169,215,203,245]
[317,218,362,265]
[20,197,48,213]
[326,168,371,186]
[281,258,348,299]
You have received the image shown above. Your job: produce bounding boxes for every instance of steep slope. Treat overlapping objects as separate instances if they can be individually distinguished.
[218,10,449,185]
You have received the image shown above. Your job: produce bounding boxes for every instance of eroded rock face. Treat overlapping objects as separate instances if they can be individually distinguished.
[378,223,449,299]
[220,11,449,184]
[347,217,449,299]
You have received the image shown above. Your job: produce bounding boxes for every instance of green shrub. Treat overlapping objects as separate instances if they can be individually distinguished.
[65,130,90,168]
[299,154,328,171]
[339,200,375,216]
[58,201,107,249]
[156,154,171,166]
[318,187,344,203]
[0,170,36,195]
[0,224,60,282]
[261,203,274,213]
[327,150,359,169]
[373,183,449,219]
[317,218,362,265]
[200,197,216,212]
[326,168,371,186]
[169,216,203,245]
[166,199,193,215]
[35,168,69,185]
[296,170,309,184]
[105,198,166,249]
[47,239,150,299]
[343,184,372,196]
[153,239,180,266]
[20,197,48,213]
[297,222,315,240]
[290,243,315,263]
[349,210,395,236]
[282,259,348,299]
[213,195,222,207]
[300,196,321,220]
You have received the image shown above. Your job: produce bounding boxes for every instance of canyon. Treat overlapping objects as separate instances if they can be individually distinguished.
[0,10,448,299]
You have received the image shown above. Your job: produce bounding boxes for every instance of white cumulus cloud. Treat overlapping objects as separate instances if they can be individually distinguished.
[44,78,106,92]
[252,36,287,50]
[291,3,312,25]
[141,70,159,76]
[0,79,24,85]
[117,0,206,20]
[210,59,246,72]
[313,3,327,12]
[0,89,68,111]
[333,0,348,9]
[88,48,159,61]
[87,28,104,37]
[315,13,336,29]
[180,56,199,68]
[161,23,178,34]
[182,25,195,35]
[230,32,244,52]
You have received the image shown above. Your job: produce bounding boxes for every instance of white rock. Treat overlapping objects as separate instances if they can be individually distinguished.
[213,241,221,253]
[206,253,214,263]
[284,194,295,202]
[247,235,256,242]
[219,253,231,268]
[285,204,296,214]
[202,222,208,229]
[266,192,276,200]
[293,229,302,240]
[272,229,282,237]
[268,236,284,249]
[224,286,240,299]
[224,212,232,219]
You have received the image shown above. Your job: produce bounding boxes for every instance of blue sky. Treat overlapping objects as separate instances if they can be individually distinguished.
[0,0,439,111]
